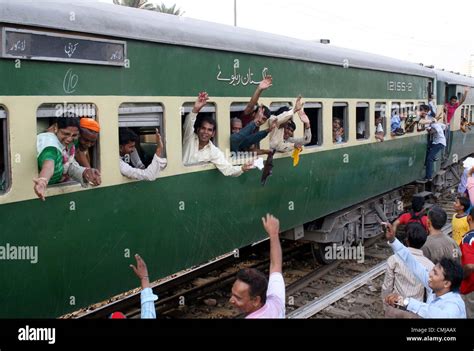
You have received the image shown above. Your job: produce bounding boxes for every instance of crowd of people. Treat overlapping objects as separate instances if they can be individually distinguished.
[382,194,473,318]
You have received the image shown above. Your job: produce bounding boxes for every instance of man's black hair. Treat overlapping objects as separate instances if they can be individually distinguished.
[405,222,428,249]
[195,115,216,132]
[119,127,138,146]
[428,205,447,230]
[412,196,425,213]
[236,268,268,305]
[439,257,463,292]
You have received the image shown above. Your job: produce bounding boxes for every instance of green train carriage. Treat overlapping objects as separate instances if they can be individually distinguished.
[0,0,473,317]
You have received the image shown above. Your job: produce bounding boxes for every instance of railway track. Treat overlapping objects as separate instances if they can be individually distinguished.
[70,186,457,319]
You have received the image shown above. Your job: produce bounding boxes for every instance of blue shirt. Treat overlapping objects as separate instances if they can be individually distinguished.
[390,239,466,318]
[140,287,158,319]
[391,114,401,132]
[458,168,469,194]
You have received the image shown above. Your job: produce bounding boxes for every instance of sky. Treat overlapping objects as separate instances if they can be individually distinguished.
[99,0,474,75]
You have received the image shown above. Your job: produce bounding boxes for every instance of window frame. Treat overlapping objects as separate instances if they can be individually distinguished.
[332,102,348,144]
[303,102,323,147]
[36,103,100,187]
[375,102,388,138]
[119,102,166,165]
[356,102,370,140]
[0,106,10,195]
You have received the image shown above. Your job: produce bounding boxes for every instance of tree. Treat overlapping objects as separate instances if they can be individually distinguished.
[154,3,184,16]
[113,0,184,16]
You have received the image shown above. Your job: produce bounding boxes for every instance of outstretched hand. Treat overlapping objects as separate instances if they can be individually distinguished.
[385,293,403,307]
[241,161,255,172]
[130,254,151,288]
[33,177,48,201]
[381,222,395,242]
[192,92,209,113]
[262,213,280,239]
[259,75,273,90]
[294,95,304,113]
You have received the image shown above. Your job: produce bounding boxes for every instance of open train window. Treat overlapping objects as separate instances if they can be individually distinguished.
[119,103,165,167]
[333,102,348,144]
[304,102,323,146]
[390,102,402,135]
[229,102,274,155]
[375,103,387,139]
[181,102,217,166]
[356,102,369,140]
[404,103,416,133]
[36,103,99,187]
[0,106,9,194]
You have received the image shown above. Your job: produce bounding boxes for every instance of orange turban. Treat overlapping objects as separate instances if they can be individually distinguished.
[80,118,100,133]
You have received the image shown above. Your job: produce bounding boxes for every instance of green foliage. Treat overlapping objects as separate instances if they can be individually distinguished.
[113,0,184,16]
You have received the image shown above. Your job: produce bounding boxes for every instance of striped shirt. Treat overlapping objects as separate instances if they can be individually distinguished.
[382,248,434,301]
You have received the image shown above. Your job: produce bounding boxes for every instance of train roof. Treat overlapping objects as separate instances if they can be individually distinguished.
[0,0,437,78]
[434,70,474,87]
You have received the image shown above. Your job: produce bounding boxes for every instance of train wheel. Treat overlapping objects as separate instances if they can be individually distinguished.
[311,243,335,265]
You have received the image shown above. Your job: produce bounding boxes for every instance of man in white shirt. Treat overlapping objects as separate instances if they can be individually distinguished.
[419,105,446,181]
[268,97,307,152]
[229,214,285,318]
[182,92,253,176]
[119,128,167,181]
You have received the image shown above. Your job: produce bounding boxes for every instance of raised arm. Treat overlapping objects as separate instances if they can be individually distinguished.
[183,92,209,143]
[459,87,469,106]
[274,96,304,128]
[383,222,431,290]
[243,76,272,116]
[130,254,157,319]
[262,214,282,274]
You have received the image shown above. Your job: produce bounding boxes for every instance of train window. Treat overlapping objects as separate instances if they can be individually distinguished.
[119,103,165,167]
[375,103,387,139]
[390,102,402,135]
[36,103,99,187]
[229,102,274,155]
[356,102,369,140]
[470,105,474,123]
[333,102,348,144]
[181,102,217,166]
[0,106,9,194]
[304,102,323,146]
[404,103,416,133]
